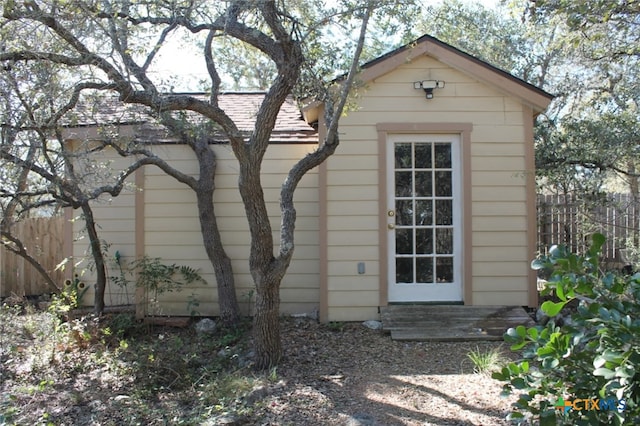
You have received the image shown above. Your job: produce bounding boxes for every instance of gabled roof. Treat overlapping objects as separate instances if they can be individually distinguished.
[358,34,553,114]
[63,92,317,144]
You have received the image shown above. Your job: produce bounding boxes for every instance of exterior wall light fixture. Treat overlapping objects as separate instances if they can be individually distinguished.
[413,80,445,99]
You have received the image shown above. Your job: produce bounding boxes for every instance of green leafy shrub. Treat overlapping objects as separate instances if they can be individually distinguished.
[111,255,206,316]
[493,233,639,425]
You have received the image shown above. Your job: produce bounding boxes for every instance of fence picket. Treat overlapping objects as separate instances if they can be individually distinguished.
[1,217,65,298]
[536,194,640,268]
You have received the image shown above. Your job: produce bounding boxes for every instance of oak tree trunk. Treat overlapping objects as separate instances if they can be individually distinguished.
[196,188,240,326]
[191,139,241,326]
[81,203,107,314]
[253,276,282,369]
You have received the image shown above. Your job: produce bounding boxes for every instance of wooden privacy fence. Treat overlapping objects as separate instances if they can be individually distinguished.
[537,194,640,266]
[0,216,65,298]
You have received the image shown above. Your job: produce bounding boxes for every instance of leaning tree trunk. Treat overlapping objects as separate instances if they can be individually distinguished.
[80,203,107,314]
[193,141,241,326]
[196,187,240,327]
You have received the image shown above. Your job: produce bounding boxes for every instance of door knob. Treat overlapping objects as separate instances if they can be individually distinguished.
[388,223,395,229]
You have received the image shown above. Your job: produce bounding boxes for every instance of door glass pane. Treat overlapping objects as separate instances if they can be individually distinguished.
[395,171,412,197]
[416,257,434,283]
[435,200,453,225]
[434,143,451,168]
[435,228,453,254]
[416,228,433,254]
[415,143,432,168]
[396,258,413,283]
[434,171,452,196]
[395,200,413,226]
[415,200,433,225]
[395,229,413,254]
[436,257,454,282]
[395,143,412,169]
[415,171,432,197]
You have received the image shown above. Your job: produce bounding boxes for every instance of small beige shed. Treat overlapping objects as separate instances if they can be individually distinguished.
[65,35,552,322]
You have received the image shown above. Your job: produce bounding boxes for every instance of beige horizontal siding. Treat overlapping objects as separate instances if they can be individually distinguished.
[328,290,379,307]
[328,261,380,276]
[471,126,526,143]
[473,202,527,216]
[472,291,528,306]
[327,245,379,261]
[324,186,378,201]
[328,275,380,291]
[73,142,320,316]
[472,156,526,171]
[326,215,378,231]
[472,246,529,262]
[471,143,526,156]
[473,277,529,292]
[327,230,379,246]
[472,171,526,186]
[326,200,379,216]
[472,231,528,246]
[326,170,378,186]
[472,216,528,232]
[327,306,380,322]
[473,261,529,276]
[472,187,527,202]
[325,155,378,171]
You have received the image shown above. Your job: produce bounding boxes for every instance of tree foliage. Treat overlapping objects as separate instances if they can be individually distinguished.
[524,0,640,196]
[494,234,640,425]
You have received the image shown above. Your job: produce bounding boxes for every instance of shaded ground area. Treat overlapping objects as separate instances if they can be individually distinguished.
[0,305,517,425]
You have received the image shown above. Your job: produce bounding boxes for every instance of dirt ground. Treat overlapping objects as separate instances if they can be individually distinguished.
[247,318,518,425]
[0,307,519,425]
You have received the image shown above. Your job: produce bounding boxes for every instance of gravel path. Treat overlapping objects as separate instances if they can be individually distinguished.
[246,318,518,425]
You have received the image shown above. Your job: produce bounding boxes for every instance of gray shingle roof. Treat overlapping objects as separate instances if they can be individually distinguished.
[64,92,317,144]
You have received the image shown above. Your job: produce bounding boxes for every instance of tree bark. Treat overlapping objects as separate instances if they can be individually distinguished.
[195,186,240,326]
[80,203,107,314]
[253,276,282,369]
[194,141,240,326]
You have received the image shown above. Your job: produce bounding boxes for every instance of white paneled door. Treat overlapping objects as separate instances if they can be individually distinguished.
[387,134,462,302]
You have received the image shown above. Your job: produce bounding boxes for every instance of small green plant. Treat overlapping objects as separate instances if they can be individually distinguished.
[104,313,138,338]
[110,250,132,305]
[268,366,278,382]
[493,233,640,425]
[467,346,505,374]
[187,293,201,317]
[114,255,207,317]
[327,321,345,332]
[134,256,204,295]
[49,274,89,315]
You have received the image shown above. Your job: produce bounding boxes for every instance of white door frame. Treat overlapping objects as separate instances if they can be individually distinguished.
[386,133,463,302]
